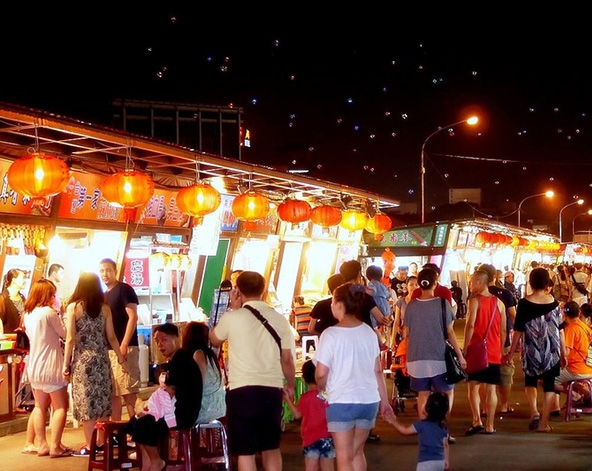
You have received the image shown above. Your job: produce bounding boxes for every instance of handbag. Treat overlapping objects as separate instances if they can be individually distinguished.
[441,298,467,384]
[465,298,497,375]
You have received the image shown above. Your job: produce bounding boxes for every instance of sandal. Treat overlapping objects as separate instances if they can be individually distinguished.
[528,415,541,431]
[465,424,484,435]
[500,406,515,414]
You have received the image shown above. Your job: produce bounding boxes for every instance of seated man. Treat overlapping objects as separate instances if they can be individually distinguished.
[128,323,203,471]
[551,301,592,413]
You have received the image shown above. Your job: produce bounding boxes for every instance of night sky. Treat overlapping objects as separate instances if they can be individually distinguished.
[3,5,592,225]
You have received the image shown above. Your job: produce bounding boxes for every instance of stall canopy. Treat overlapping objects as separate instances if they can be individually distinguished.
[0,101,400,211]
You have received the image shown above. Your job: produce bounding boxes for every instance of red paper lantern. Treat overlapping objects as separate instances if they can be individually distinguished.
[311,205,342,228]
[340,209,368,232]
[277,198,312,225]
[231,190,270,222]
[365,212,392,238]
[476,231,489,244]
[7,152,70,198]
[176,183,221,219]
[100,170,155,208]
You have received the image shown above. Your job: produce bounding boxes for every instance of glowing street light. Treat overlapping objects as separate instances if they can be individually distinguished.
[559,199,584,242]
[571,209,592,240]
[517,191,554,228]
[420,116,478,223]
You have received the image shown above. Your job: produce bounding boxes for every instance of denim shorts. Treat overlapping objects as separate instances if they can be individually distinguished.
[303,437,335,459]
[410,373,454,393]
[326,402,378,432]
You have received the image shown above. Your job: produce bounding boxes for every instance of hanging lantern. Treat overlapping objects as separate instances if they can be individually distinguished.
[231,190,270,222]
[176,182,221,220]
[100,170,155,209]
[476,231,489,244]
[365,212,392,239]
[311,205,342,228]
[277,199,311,226]
[340,209,368,232]
[7,151,70,198]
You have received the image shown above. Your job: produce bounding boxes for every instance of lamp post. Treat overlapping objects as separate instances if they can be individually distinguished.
[571,209,592,240]
[420,116,478,223]
[517,191,555,228]
[559,199,584,242]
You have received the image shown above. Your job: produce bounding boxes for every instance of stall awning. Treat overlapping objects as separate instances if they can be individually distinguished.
[0,101,400,212]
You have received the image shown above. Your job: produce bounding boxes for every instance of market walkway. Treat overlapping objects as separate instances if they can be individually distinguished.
[1,319,591,470]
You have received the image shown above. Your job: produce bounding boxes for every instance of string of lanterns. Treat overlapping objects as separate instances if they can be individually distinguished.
[6,148,389,236]
[474,230,561,251]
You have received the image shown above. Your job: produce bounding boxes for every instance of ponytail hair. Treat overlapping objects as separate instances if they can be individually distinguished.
[417,268,438,290]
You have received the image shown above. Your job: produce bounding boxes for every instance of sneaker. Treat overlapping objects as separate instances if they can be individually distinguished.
[73,447,91,457]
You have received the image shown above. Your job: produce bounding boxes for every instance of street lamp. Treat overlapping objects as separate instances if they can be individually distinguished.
[559,199,584,242]
[571,209,592,240]
[420,116,478,223]
[517,191,555,228]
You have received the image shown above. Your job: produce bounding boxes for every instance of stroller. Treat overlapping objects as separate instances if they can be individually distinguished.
[390,337,417,413]
[15,354,35,412]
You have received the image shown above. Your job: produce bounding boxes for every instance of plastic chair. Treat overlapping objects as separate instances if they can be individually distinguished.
[159,427,198,471]
[301,335,318,360]
[564,378,592,422]
[194,419,231,471]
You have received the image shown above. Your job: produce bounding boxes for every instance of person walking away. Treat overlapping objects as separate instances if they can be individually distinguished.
[128,323,203,471]
[570,263,588,307]
[550,301,592,413]
[386,392,450,471]
[463,269,506,435]
[314,282,394,471]
[209,271,296,471]
[477,263,517,414]
[502,267,567,433]
[181,321,226,424]
[283,359,335,471]
[365,265,393,347]
[308,274,344,336]
[63,272,127,457]
[22,279,71,458]
[403,268,465,445]
[99,258,141,422]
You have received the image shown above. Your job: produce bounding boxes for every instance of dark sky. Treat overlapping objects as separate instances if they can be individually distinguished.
[3,5,592,223]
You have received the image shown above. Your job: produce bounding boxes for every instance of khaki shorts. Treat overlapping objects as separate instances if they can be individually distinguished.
[500,360,515,387]
[109,346,140,396]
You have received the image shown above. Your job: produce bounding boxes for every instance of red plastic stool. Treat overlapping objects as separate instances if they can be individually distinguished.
[159,427,198,471]
[88,420,141,471]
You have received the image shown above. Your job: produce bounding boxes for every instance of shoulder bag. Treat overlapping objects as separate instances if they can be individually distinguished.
[441,298,467,384]
[244,304,282,353]
[465,298,497,375]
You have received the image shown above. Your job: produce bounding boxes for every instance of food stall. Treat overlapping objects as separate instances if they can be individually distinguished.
[362,218,562,298]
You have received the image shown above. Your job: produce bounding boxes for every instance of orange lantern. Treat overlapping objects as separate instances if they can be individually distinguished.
[311,205,342,228]
[231,190,270,222]
[365,212,392,239]
[277,198,312,225]
[100,170,155,208]
[176,182,221,220]
[7,151,70,198]
[476,231,489,244]
[340,209,368,232]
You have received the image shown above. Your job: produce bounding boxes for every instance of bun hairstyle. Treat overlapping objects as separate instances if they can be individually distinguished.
[332,282,366,318]
[417,268,438,290]
[563,301,580,319]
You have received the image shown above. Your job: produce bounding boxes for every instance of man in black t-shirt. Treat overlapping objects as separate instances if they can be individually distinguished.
[308,273,344,335]
[100,258,141,422]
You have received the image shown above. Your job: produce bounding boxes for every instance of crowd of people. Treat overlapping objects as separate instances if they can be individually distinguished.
[3,255,592,471]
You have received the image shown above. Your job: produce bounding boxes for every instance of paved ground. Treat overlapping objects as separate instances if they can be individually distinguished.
[1,319,592,470]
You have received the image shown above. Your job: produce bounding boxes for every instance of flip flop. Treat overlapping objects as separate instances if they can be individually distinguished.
[21,447,38,455]
[50,449,73,458]
[528,415,541,431]
[37,450,50,457]
[500,406,515,414]
[537,426,553,433]
[482,429,497,434]
[465,424,484,435]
